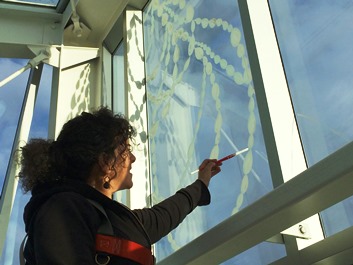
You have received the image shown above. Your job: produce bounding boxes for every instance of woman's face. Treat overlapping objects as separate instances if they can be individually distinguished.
[110,143,136,191]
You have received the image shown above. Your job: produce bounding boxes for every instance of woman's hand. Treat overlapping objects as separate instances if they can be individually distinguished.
[197,159,221,187]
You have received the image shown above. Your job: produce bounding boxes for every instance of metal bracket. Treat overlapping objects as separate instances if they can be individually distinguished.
[0,49,51,88]
[281,223,311,239]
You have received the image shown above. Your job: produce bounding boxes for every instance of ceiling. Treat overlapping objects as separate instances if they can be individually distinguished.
[0,0,149,57]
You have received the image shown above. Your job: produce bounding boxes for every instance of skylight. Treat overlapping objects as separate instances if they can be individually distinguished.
[0,0,60,8]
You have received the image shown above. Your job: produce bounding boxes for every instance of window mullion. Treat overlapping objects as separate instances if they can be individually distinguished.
[125,9,151,210]
[239,0,324,253]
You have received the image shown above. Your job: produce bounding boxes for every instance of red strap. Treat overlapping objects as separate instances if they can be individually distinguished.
[95,234,154,265]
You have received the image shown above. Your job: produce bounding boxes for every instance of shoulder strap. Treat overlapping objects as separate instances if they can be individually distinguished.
[19,199,115,265]
[19,234,28,265]
[87,199,114,235]
[87,199,156,265]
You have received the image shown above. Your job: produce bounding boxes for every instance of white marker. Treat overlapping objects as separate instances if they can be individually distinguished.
[191,147,249,174]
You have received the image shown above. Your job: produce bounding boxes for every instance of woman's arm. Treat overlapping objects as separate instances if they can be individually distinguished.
[133,180,211,244]
[133,158,220,243]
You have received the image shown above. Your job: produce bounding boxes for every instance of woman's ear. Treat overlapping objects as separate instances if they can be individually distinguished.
[98,153,112,174]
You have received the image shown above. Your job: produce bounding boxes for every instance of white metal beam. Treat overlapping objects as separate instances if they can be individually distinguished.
[0,48,53,88]
[271,226,353,265]
[0,4,63,48]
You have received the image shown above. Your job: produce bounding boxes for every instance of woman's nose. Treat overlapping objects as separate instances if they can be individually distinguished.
[130,152,136,163]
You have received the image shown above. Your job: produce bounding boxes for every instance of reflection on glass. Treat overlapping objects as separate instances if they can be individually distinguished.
[0,64,52,265]
[113,43,126,114]
[222,241,286,265]
[269,0,353,238]
[143,0,281,262]
[269,0,353,165]
[0,58,28,197]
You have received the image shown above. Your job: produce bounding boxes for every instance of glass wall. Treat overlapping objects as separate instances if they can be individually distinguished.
[0,62,52,265]
[269,0,353,238]
[143,0,284,262]
[0,58,29,197]
[223,241,286,265]
[113,42,128,205]
[113,42,126,115]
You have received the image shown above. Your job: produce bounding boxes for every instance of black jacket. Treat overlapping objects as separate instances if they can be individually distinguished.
[23,179,210,265]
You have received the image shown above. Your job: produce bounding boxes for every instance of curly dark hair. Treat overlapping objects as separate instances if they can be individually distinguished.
[18,107,136,192]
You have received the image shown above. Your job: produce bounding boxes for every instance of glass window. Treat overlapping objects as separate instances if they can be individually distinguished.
[0,63,52,265]
[0,58,29,197]
[269,0,353,166]
[143,0,280,261]
[269,0,353,238]
[222,241,286,265]
[113,42,128,205]
[112,42,126,114]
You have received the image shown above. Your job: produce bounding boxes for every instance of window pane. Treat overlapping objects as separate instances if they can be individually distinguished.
[269,0,353,237]
[269,0,353,165]
[0,64,52,265]
[113,42,126,114]
[0,58,29,197]
[113,42,128,205]
[143,0,281,261]
[222,241,286,265]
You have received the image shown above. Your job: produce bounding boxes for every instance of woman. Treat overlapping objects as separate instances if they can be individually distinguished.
[19,107,221,265]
